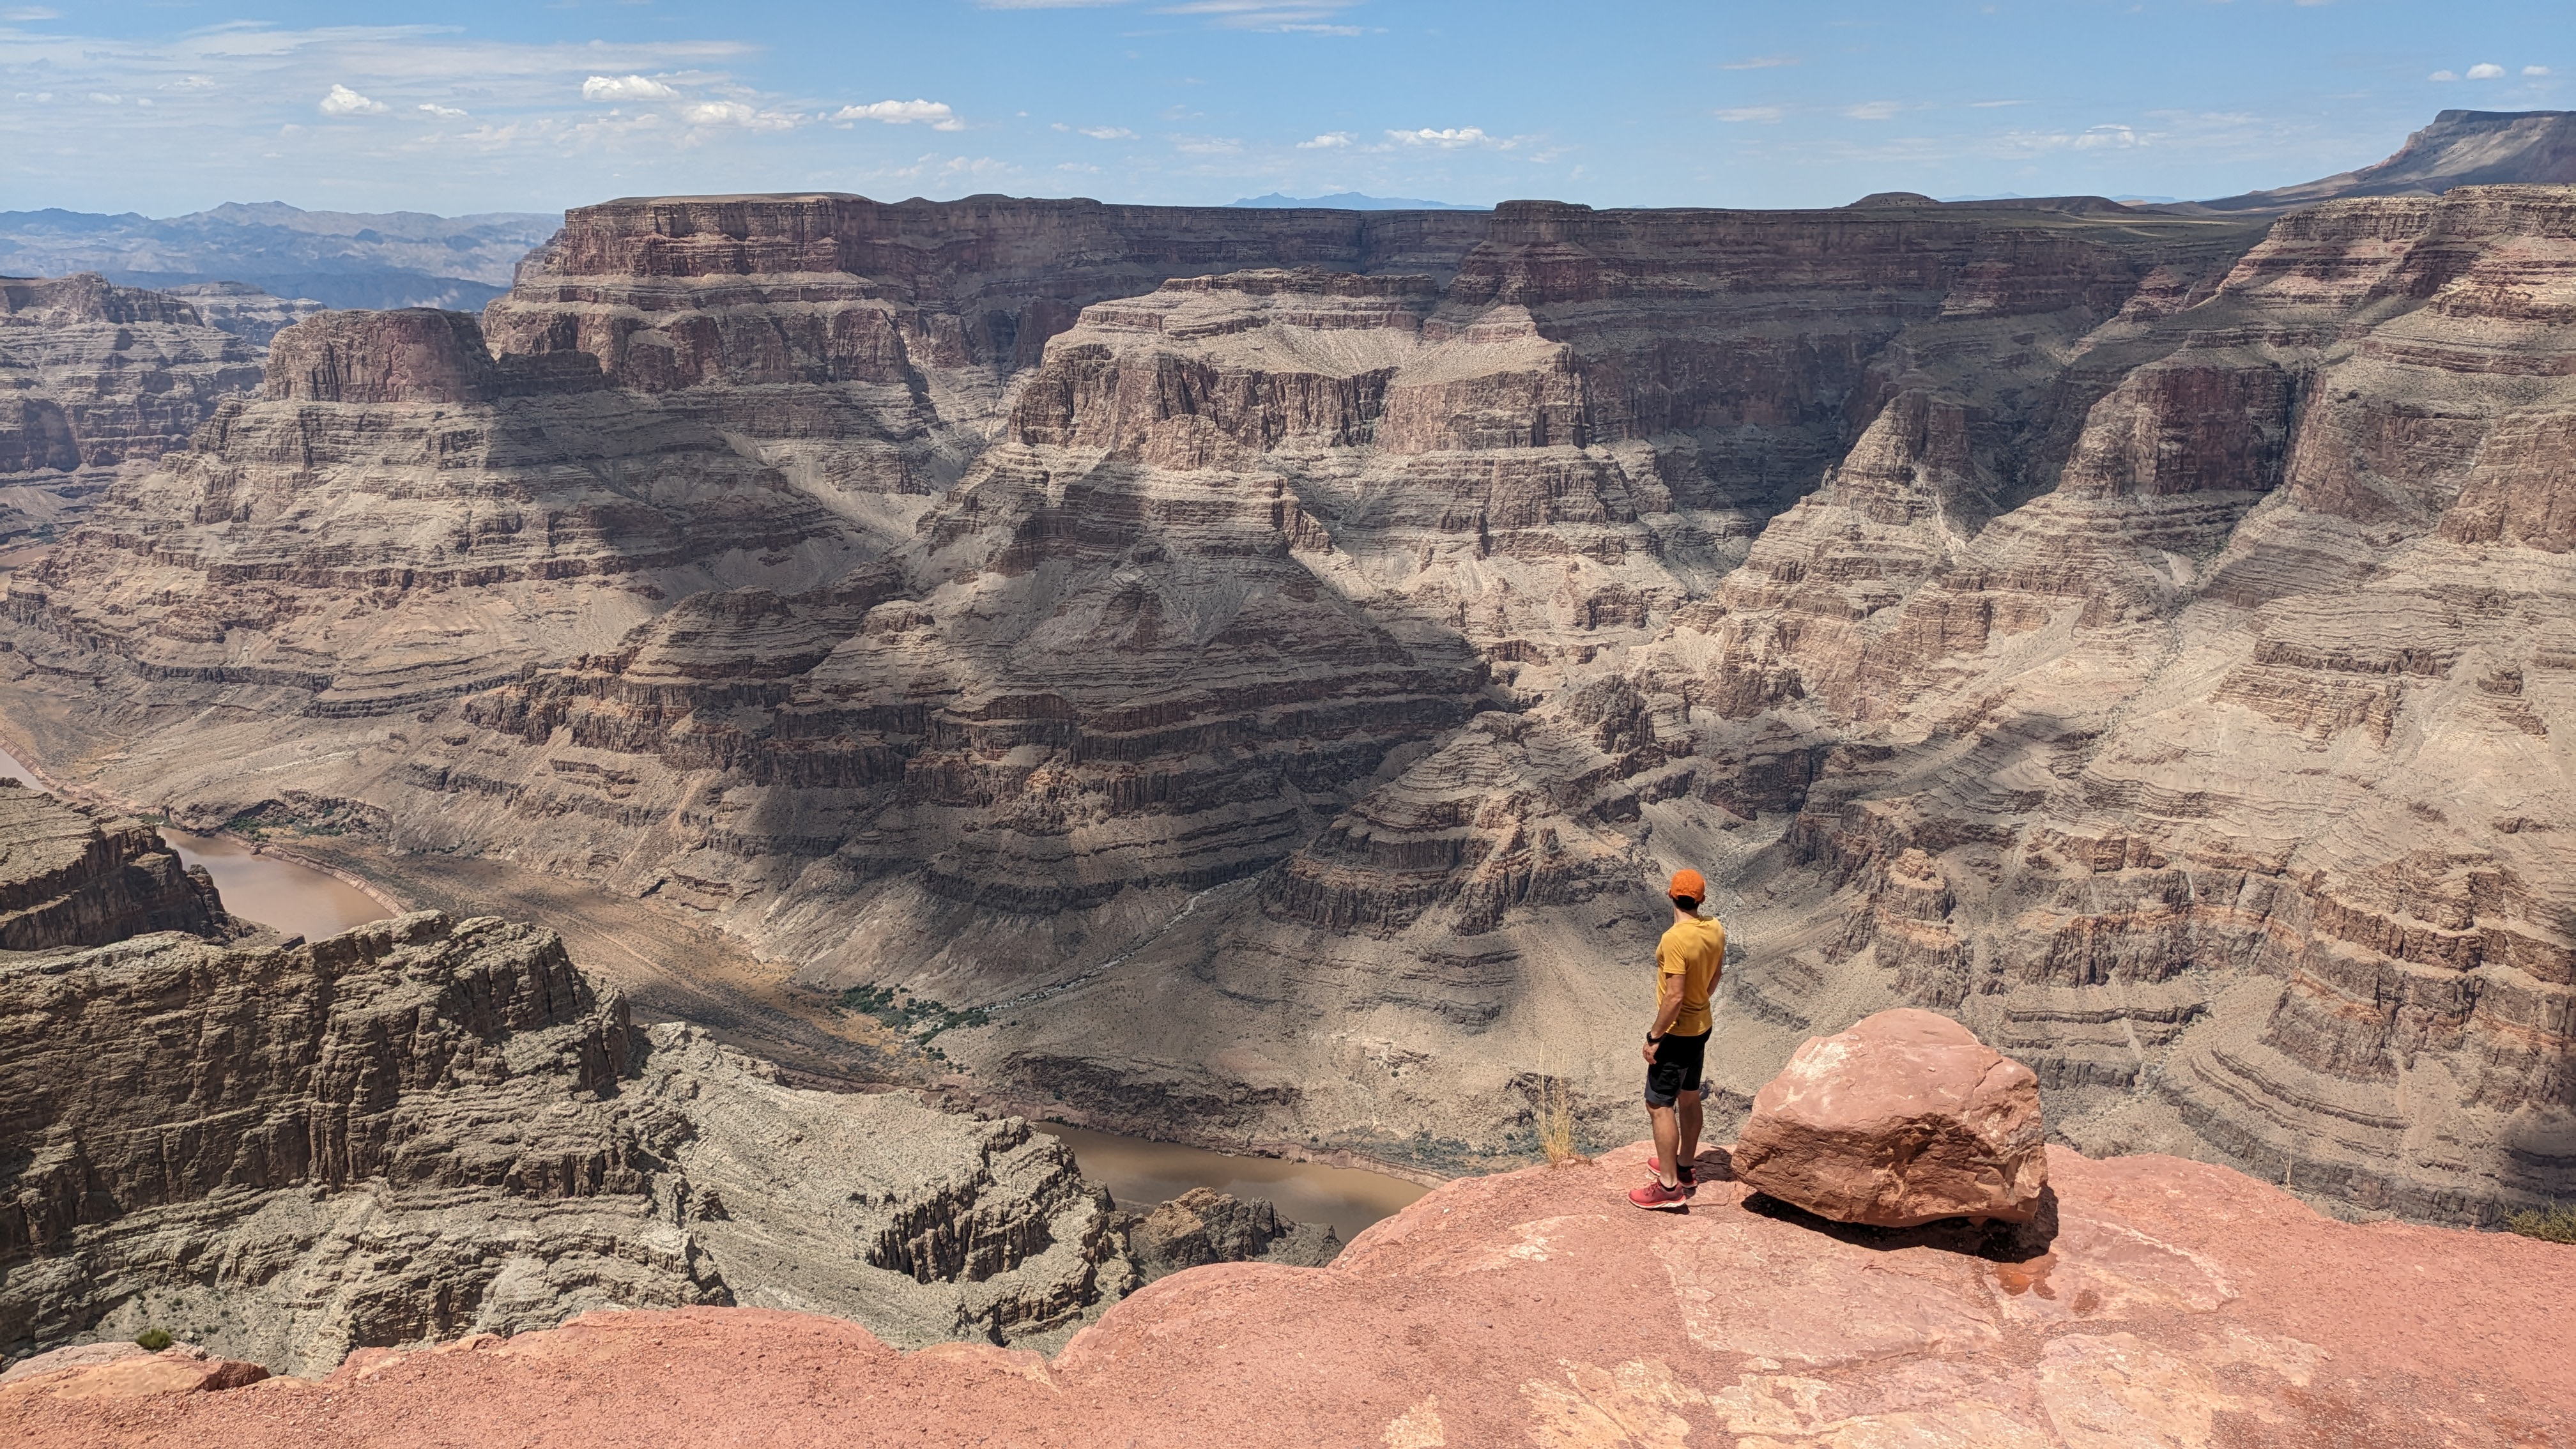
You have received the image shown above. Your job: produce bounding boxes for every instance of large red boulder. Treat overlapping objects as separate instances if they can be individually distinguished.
[1731,1008,2048,1227]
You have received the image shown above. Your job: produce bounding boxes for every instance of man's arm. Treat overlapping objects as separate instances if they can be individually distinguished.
[1642,970,1685,1062]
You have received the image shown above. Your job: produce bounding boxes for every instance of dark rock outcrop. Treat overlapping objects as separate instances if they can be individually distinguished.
[1115,1187,1339,1284]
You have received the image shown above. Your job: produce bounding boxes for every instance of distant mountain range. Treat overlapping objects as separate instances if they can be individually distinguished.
[0,203,560,311]
[1227,192,1484,211]
[1859,110,2576,218]
[2189,109,2576,213]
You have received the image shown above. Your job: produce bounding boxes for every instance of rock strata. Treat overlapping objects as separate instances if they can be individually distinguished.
[4,1139,2570,1447]
[1733,1008,2049,1226]
[0,273,262,540]
[0,779,232,951]
[0,910,1141,1376]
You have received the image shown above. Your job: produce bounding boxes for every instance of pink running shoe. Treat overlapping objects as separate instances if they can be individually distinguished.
[1627,1177,1690,1211]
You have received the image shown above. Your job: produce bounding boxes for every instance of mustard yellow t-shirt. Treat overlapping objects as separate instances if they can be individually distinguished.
[1654,916,1726,1037]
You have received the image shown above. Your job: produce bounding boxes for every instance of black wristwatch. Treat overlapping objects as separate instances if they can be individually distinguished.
[1646,1031,1664,1044]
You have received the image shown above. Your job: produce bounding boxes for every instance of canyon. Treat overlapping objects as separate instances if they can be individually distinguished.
[0,135,2569,1244]
[0,786,1342,1377]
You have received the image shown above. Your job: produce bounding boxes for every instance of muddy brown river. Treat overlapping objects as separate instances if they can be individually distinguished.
[0,744,1434,1236]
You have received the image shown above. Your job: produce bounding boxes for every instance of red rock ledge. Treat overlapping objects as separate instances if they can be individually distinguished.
[6,1142,2570,1447]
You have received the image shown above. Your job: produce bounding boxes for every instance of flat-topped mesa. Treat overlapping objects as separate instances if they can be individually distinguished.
[264,308,502,404]
[482,193,1493,392]
[0,781,231,951]
[0,273,204,328]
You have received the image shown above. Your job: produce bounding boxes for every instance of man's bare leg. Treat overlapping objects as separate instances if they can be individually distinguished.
[1648,1103,1682,1186]
[1678,1091,1704,1175]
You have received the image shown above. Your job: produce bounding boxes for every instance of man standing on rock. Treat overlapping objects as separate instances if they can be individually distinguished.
[1630,869,1725,1211]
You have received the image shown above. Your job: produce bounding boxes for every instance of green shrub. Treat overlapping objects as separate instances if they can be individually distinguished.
[2506,1204,2576,1245]
[133,1328,173,1351]
[835,985,991,1046]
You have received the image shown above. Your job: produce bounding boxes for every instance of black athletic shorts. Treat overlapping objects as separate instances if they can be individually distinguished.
[1644,1029,1712,1107]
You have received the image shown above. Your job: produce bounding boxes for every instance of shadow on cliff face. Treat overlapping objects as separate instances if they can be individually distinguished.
[1736,1177,2062,1264]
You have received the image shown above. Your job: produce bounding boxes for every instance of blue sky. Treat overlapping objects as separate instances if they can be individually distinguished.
[1,1,2564,217]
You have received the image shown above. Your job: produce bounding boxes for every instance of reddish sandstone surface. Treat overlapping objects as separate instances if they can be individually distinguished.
[7,1140,2569,1448]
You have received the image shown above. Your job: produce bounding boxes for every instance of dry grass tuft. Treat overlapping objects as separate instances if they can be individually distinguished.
[2506,1203,2576,1244]
[1537,1075,1587,1167]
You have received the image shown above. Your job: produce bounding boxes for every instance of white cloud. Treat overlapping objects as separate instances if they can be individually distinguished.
[1714,106,1782,123]
[2465,62,2506,79]
[86,91,120,105]
[2428,70,2458,80]
[419,102,468,119]
[1720,56,1794,70]
[1172,134,1241,153]
[1968,99,2026,108]
[583,74,677,102]
[1077,125,1137,139]
[1844,101,1901,121]
[2074,123,2145,148]
[318,84,387,116]
[1389,126,1501,149]
[1296,130,1354,148]
[1988,121,2159,157]
[3,6,62,18]
[835,98,962,130]
[684,100,756,125]
[2527,65,2552,76]
[1154,0,1366,31]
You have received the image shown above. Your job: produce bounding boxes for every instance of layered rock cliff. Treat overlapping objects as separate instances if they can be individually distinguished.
[4,182,2572,1227]
[0,910,1142,1375]
[0,274,263,542]
[0,780,231,951]
[6,1140,2572,1446]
